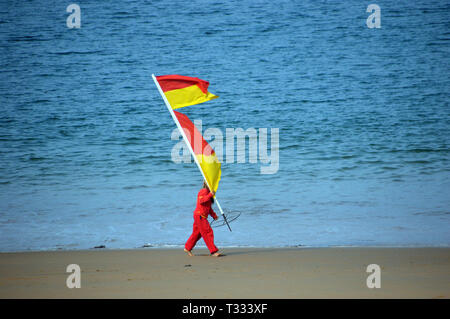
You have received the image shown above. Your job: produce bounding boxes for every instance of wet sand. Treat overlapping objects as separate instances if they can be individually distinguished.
[0,247,448,298]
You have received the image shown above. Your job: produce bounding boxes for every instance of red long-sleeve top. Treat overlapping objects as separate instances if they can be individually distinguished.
[194,188,218,219]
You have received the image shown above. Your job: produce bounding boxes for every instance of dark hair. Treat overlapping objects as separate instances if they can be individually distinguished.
[202,181,214,203]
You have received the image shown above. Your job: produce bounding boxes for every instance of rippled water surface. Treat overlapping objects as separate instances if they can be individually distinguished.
[0,0,449,251]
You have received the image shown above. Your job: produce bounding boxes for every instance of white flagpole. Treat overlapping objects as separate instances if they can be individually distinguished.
[152,74,232,231]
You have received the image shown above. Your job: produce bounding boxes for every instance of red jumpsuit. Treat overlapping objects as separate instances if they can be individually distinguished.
[185,188,219,254]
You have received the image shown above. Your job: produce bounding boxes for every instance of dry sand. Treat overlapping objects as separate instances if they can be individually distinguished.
[0,247,448,298]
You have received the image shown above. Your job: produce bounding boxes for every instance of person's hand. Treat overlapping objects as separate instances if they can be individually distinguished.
[214,216,218,221]
[211,190,215,196]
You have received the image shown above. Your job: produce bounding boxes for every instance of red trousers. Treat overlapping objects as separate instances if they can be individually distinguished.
[185,215,218,254]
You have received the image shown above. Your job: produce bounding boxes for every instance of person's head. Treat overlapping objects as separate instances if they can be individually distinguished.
[202,181,214,203]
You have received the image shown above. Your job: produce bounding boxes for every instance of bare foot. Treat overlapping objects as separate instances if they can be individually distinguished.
[211,252,222,257]
[184,249,194,256]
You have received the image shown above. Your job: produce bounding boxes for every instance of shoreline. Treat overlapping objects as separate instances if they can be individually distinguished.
[1,244,449,254]
[1,247,449,298]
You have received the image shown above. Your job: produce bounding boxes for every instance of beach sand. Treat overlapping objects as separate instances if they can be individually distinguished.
[0,247,448,298]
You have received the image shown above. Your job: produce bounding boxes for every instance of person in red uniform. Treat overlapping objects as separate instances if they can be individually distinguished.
[184,182,221,257]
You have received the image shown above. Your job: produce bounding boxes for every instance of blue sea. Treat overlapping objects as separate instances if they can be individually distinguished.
[0,0,449,251]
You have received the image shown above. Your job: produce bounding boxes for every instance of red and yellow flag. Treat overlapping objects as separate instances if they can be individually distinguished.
[156,75,218,109]
[174,110,221,192]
